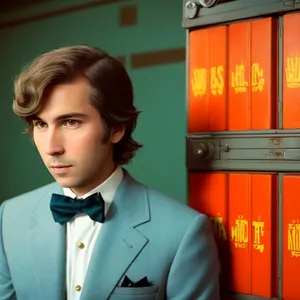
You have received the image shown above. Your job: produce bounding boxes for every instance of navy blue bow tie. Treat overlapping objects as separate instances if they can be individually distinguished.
[50,192,105,224]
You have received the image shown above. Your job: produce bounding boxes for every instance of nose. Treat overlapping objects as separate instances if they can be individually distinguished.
[45,128,65,156]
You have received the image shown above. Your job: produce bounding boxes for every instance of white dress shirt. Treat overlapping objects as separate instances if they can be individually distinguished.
[63,166,123,300]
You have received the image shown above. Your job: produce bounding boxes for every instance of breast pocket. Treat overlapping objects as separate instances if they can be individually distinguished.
[109,286,159,300]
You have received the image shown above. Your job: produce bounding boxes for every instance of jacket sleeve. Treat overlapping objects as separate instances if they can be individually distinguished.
[166,214,220,299]
[0,202,17,300]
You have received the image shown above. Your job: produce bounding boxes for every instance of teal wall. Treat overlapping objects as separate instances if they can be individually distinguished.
[0,0,187,203]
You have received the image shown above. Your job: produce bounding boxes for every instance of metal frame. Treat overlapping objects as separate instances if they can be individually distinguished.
[187,130,300,171]
[184,1,300,299]
[183,0,297,29]
[278,16,284,129]
[278,174,284,299]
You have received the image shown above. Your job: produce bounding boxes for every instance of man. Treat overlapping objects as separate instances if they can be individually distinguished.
[0,46,220,300]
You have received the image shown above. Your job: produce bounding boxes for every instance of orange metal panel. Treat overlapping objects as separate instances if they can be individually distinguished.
[229,174,277,296]
[228,22,251,130]
[189,29,210,132]
[188,26,227,132]
[189,172,211,213]
[282,176,300,300]
[189,173,228,229]
[251,18,277,129]
[283,13,300,129]
[228,18,276,130]
[208,26,227,131]
[189,173,277,296]
[229,174,251,294]
[251,174,277,298]
[188,172,229,291]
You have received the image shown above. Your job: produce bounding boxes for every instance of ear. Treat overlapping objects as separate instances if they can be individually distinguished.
[111,125,126,144]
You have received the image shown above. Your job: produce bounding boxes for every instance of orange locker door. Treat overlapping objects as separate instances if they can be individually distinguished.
[282,175,300,300]
[189,173,229,291]
[229,174,277,297]
[228,18,277,130]
[189,173,277,298]
[189,17,277,132]
[283,13,300,129]
[189,26,227,132]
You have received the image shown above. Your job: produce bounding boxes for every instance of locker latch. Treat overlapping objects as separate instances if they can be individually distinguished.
[192,141,215,160]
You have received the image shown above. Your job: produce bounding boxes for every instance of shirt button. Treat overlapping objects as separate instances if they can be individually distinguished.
[75,285,82,292]
[78,242,85,249]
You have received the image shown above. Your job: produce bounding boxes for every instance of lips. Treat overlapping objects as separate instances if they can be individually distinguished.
[50,165,71,168]
[50,165,72,175]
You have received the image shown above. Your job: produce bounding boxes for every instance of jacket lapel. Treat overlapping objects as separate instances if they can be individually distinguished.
[28,183,66,300]
[80,171,150,300]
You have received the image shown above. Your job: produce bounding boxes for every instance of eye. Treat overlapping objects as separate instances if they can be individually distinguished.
[33,121,47,128]
[64,119,80,127]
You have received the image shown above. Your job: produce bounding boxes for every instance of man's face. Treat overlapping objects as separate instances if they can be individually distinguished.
[33,77,124,196]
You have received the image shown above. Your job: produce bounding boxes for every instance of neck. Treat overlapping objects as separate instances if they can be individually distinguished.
[71,163,117,196]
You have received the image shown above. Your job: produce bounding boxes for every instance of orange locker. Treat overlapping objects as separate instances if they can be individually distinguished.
[185,3,300,300]
[283,13,300,129]
[228,18,277,130]
[228,174,251,294]
[189,18,277,133]
[228,21,251,130]
[282,176,300,300]
[189,173,277,298]
[230,174,277,297]
[250,174,277,297]
[189,173,229,291]
[250,18,277,129]
[189,26,228,132]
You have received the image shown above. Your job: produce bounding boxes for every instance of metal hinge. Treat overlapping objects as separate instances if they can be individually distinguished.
[198,0,219,8]
[185,1,198,19]
[184,0,220,20]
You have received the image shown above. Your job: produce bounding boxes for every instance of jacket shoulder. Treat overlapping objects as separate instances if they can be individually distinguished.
[145,185,203,224]
[138,184,211,254]
[1,182,60,213]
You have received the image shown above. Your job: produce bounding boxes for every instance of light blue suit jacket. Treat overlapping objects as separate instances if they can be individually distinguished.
[0,171,220,300]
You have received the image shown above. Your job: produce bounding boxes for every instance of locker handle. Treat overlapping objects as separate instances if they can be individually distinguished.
[193,142,215,159]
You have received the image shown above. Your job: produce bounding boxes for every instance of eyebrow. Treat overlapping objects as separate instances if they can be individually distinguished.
[33,113,89,122]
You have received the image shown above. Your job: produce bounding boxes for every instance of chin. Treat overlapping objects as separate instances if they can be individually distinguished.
[54,177,75,188]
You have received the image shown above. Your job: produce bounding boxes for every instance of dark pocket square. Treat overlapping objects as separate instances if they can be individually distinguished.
[121,275,150,287]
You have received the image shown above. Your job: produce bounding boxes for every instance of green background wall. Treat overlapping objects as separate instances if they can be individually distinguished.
[0,0,187,203]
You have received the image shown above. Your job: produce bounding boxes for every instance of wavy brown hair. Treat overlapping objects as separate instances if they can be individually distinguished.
[12,45,143,165]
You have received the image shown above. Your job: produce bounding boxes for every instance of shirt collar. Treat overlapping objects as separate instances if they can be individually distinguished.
[63,166,124,215]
